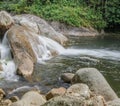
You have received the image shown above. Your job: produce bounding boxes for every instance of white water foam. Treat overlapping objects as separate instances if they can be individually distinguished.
[24,31,65,62]
[25,31,120,62]
[61,48,120,61]
[0,33,18,81]
[1,29,120,81]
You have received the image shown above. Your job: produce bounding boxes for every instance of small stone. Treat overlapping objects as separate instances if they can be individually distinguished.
[9,96,19,102]
[46,87,66,100]
[61,73,74,83]
[66,83,91,99]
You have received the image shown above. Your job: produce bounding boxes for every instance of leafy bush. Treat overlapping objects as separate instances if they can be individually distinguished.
[1,0,119,30]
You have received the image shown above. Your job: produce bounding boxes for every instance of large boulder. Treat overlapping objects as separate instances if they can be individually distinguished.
[13,14,68,45]
[0,11,14,36]
[49,21,99,36]
[43,83,106,106]
[42,95,106,106]
[72,68,118,101]
[11,91,46,106]
[42,95,85,106]
[7,25,37,79]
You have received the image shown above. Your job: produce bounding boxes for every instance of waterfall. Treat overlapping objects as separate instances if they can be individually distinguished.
[0,33,18,81]
[62,48,120,61]
[24,31,66,62]
[24,31,120,62]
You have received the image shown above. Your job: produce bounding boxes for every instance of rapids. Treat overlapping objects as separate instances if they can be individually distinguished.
[0,33,120,97]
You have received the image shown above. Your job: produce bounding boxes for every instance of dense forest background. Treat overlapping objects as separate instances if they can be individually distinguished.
[0,0,120,31]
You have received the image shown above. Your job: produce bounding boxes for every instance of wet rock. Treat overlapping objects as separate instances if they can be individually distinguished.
[0,88,5,100]
[13,14,68,45]
[0,11,14,36]
[11,91,46,106]
[72,68,118,101]
[42,95,85,106]
[7,25,37,79]
[66,83,91,99]
[107,98,120,106]
[61,73,74,83]
[46,87,66,100]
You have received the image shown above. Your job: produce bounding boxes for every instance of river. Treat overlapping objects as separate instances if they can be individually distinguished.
[0,35,120,98]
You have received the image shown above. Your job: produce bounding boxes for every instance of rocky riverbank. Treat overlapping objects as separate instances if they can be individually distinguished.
[0,11,119,106]
[1,68,120,106]
[48,21,99,36]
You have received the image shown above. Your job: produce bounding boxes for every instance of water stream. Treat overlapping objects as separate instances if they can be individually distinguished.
[0,34,120,97]
[0,33,18,81]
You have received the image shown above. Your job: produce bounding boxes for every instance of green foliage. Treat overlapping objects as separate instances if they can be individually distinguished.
[0,0,119,29]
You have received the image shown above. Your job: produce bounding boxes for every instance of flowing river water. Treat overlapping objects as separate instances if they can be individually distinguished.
[0,34,120,98]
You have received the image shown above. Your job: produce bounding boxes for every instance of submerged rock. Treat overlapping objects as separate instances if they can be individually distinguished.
[0,11,14,36]
[72,68,118,101]
[46,87,66,100]
[11,91,46,106]
[61,73,74,83]
[13,14,68,45]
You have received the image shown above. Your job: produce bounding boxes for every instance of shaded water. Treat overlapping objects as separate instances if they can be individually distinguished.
[1,35,120,97]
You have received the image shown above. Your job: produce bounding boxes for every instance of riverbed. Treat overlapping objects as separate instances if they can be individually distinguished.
[0,35,120,97]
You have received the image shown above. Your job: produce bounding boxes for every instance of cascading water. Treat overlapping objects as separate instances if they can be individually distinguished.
[62,48,120,61]
[24,31,66,62]
[1,31,120,83]
[1,30,120,97]
[0,33,18,81]
[24,30,120,63]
